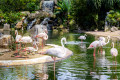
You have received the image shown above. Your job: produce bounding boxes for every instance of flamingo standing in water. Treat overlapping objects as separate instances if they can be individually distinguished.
[78,34,87,43]
[98,36,110,54]
[87,40,102,57]
[15,30,22,53]
[36,32,48,49]
[110,42,118,65]
[43,37,66,80]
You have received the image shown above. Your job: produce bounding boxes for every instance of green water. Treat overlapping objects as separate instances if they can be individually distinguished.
[0,31,120,80]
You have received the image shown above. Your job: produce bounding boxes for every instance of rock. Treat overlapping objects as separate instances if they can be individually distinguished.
[21,11,30,16]
[28,13,36,20]
[0,35,11,48]
[3,23,10,31]
[15,21,23,29]
[110,26,118,32]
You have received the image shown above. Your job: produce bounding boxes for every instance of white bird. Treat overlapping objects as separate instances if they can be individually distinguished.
[43,37,67,60]
[78,34,87,43]
[15,30,22,53]
[15,30,22,43]
[36,32,48,49]
[98,36,110,54]
[87,40,101,57]
[98,36,105,42]
[110,42,118,65]
[24,41,38,54]
[42,37,67,76]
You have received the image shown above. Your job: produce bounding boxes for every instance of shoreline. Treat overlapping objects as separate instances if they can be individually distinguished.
[85,30,120,41]
[0,44,73,66]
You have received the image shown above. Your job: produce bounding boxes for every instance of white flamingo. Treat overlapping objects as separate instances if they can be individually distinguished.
[78,34,87,43]
[98,36,105,42]
[24,41,38,54]
[87,40,102,57]
[110,42,118,65]
[36,32,48,49]
[43,37,66,61]
[14,35,33,57]
[42,37,66,78]
[15,30,22,53]
[98,36,110,54]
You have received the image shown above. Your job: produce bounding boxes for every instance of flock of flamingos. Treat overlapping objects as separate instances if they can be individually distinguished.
[15,29,118,66]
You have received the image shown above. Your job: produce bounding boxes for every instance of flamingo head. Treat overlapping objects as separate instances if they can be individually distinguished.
[87,45,94,49]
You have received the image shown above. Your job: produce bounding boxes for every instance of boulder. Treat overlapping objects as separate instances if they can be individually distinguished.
[3,23,10,31]
[110,26,118,32]
[21,11,30,16]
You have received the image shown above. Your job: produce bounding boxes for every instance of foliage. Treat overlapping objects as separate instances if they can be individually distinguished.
[54,0,71,24]
[106,10,120,26]
[70,0,120,30]
[0,11,25,25]
[0,0,40,12]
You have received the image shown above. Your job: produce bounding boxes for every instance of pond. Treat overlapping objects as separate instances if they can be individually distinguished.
[0,31,120,80]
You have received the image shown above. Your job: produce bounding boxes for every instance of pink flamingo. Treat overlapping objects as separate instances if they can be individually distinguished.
[87,40,101,57]
[110,42,118,65]
[98,36,110,54]
[15,36,33,57]
[78,34,87,43]
[36,32,48,49]
[24,41,38,54]
[15,30,22,53]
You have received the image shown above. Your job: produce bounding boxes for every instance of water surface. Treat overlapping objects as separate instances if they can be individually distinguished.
[0,31,120,80]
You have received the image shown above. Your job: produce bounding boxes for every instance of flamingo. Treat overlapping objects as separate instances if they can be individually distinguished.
[87,40,102,57]
[15,30,22,53]
[98,36,110,54]
[78,34,87,43]
[98,36,105,42]
[42,37,66,78]
[14,35,33,57]
[36,32,48,49]
[24,41,38,54]
[110,42,118,65]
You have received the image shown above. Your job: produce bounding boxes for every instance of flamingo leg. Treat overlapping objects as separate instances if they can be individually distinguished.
[100,46,103,55]
[115,56,117,66]
[98,47,100,54]
[115,56,117,71]
[53,57,56,80]
[93,56,96,70]
[42,38,43,51]
[93,48,96,57]
[112,55,114,66]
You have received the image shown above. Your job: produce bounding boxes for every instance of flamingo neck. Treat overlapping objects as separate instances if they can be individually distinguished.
[112,42,114,48]
[61,38,66,55]
[106,36,110,44]
[16,30,18,36]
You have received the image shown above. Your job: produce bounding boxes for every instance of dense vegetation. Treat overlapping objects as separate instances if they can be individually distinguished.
[0,0,40,25]
[0,0,120,31]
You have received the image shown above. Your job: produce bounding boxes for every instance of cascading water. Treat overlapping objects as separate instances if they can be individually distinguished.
[27,18,36,30]
[104,12,110,31]
[42,1,54,12]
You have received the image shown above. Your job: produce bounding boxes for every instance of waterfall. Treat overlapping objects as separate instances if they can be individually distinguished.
[42,1,54,12]
[27,19,36,30]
